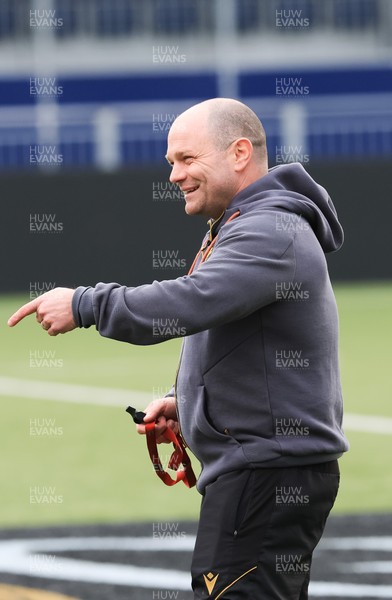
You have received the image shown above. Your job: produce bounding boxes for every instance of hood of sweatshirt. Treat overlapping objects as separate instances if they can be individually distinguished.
[223,162,343,253]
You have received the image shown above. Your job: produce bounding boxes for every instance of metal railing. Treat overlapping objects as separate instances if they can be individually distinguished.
[0,93,391,171]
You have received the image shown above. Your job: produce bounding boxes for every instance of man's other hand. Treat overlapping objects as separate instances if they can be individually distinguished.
[136,396,178,444]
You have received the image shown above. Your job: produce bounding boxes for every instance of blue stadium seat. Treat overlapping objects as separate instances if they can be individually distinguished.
[0,4,16,40]
[54,1,78,38]
[237,0,261,32]
[152,0,199,34]
[333,0,379,29]
[95,0,135,37]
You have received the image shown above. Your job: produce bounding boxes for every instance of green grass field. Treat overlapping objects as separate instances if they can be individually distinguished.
[1,282,391,527]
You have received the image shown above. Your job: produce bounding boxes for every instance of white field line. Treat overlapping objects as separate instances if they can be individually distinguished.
[343,413,392,435]
[0,375,391,435]
[0,537,192,589]
[310,582,392,598]
[0,376,151,408]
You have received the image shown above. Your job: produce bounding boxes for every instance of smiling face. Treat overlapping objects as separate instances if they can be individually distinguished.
[166,108,239,219]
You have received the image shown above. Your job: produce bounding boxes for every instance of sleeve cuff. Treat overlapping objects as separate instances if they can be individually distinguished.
[72,286,95,328]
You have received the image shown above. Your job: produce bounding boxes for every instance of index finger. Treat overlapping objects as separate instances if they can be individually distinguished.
[8,298,39,327]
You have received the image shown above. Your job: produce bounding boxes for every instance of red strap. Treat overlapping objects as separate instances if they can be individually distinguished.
[145,422,196,488]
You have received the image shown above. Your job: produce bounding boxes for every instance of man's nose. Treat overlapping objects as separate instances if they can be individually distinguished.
[169,162,186,184]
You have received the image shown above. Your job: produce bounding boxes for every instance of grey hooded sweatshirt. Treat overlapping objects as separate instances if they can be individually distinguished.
[72,163,349,493]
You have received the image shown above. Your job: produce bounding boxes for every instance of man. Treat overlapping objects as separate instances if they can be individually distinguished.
[9,98,348,598]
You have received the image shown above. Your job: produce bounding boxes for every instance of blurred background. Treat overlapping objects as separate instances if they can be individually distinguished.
[1,0,392,534]
[0,1,391,598]
[0,0,391,287]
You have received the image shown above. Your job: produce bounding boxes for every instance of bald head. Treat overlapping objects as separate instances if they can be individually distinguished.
[172,98,268,166]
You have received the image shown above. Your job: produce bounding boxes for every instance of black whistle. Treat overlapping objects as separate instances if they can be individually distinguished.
[126,405,147,425]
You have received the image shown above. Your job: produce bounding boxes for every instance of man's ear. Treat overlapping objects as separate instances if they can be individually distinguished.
[232,138,253,172]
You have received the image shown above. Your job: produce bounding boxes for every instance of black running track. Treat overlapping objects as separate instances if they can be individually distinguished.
[0,514,392,599]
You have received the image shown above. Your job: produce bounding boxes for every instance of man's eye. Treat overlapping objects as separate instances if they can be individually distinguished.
[183,156,193,163]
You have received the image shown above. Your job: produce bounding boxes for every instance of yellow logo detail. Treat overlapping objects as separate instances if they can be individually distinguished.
[203,572,219,596]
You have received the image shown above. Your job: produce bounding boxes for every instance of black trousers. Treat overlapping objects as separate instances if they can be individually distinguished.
[191,461,340,599]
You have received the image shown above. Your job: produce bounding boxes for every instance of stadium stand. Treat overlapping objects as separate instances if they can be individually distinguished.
[0,0,390,170]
